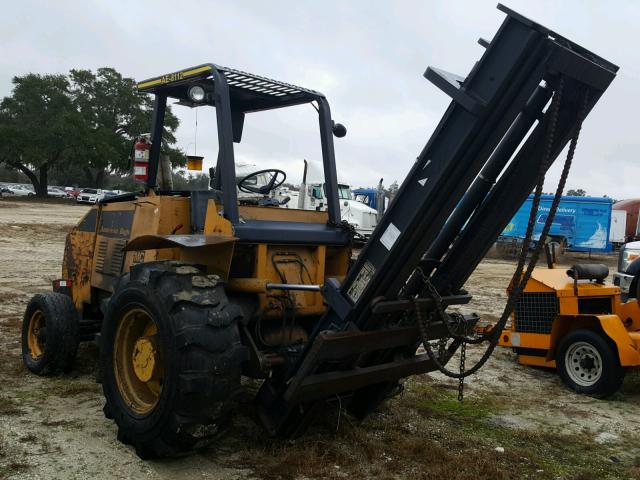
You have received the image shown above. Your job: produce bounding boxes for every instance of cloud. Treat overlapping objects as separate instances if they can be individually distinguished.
[1,0,637,199]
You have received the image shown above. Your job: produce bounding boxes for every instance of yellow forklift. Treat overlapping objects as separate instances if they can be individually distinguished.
[20,5,618,458]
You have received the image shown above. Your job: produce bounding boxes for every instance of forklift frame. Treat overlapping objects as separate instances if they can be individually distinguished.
[137,64,342,228]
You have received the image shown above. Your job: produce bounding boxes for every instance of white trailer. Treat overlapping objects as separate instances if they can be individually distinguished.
[610,210,627,245]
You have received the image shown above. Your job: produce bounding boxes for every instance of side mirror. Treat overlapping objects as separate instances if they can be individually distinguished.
[332,122,347,138]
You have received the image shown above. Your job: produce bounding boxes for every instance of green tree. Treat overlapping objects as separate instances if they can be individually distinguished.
[171,171,210,190]
[567,188,586,196]
[385,180,399,199]
[64,67,184,188]
[0,74,82,196]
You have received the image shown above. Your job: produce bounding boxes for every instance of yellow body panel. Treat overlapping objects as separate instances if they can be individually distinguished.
[521,268,620,297]
[238,205,328,223]
[62,209,98,310]
[597,314,640,366]
[518,355,556,368]
[62,194,350,320]
[226,243,330,316]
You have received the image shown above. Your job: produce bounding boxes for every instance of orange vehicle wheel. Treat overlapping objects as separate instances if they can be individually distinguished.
[100,262,245,459]
[21,292,79,375]
[557,329,625,398]
[113,308,163,415]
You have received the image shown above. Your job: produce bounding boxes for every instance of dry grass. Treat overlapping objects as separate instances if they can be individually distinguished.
[45,378,100,397]
[215,378,639,480]
[0,431,30,479]
[0,397,24,417]
[0,461,30,479]
[40,419,84,430]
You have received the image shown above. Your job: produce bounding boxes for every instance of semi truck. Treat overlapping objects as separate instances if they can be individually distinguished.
[297,160,379,242]
[609,209,627,246]
[353,184,388,221]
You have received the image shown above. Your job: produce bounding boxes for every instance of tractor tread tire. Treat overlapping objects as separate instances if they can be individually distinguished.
[557,328,625,398]
[22,292,79,376]
[100,261,245,459]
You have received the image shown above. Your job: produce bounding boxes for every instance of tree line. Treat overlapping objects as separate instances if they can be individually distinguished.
[0,67,188,197]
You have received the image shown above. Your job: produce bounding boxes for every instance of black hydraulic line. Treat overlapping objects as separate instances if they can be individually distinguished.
[427,85,551,266]
[146,93,167,191]
[402,84,551,296]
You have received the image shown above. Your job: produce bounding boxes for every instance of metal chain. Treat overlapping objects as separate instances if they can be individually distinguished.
[437,332,447,361]
[421,272,485,344]
[414,77,590,388]
[458,341,466,401]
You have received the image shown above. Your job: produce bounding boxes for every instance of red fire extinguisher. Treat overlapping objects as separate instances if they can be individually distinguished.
[133,137,150,182]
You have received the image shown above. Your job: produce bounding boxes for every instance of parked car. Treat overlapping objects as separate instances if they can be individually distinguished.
[101,191,119,202]
[64,187,81,198]
[8,185,34,196]
[47,187,68,198]
[76,188,105,204]
[1,186,14,197]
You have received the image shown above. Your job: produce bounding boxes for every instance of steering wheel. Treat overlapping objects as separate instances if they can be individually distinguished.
[238,169,286,195]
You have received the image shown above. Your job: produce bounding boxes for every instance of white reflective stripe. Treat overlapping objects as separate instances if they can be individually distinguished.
[380,222,401,251]
[134,166,147,175]
[59,280,67,287]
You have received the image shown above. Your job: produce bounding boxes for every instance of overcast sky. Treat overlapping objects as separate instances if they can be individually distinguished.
[2,1,638,198]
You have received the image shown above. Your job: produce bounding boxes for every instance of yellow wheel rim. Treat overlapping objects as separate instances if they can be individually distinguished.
[27,310,46,360]
[113,308,164,415]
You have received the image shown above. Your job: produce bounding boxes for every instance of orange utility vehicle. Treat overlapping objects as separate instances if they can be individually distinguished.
[500,263,640,396]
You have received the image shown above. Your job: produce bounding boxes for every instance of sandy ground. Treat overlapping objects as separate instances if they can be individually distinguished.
[0,198,638,479]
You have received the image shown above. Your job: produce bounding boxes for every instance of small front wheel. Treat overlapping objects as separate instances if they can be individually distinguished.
[22,292,79,375]
[557,329,625,397]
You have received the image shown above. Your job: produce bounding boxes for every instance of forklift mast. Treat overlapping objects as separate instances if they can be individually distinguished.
[258,4,617,433]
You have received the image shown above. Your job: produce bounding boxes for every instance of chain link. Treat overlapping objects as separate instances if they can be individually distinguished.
[458,341,466,401]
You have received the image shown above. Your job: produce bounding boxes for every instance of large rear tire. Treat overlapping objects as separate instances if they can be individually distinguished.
[100,262,246,458]
[557,329,625,398]
[22,292,79,375]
